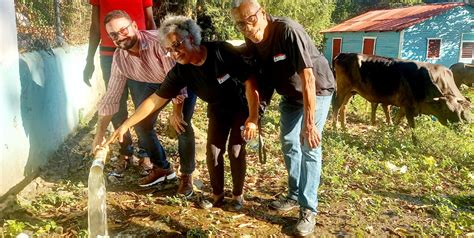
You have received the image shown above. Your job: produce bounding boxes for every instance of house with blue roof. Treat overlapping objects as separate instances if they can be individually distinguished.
[322,3,474,67]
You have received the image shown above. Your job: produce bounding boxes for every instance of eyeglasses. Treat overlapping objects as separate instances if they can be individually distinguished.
[165,38,186,53]
[235,7,262,30]
[108,22,132,40]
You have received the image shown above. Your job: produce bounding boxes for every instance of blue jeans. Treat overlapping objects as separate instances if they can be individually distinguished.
[127,80,196,171]
[178,92,197,175]
[279,94,332,213]
[100,55,133,156]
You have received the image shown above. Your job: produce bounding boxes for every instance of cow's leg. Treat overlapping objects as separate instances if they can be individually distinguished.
[370,102,378,125]
[405,107,418,145]
[339,94,353,129]
[332,89,350,129]
[382,104,392,125]
[404,107,416,129]
[331,93,341,129]
[394,108,405,125]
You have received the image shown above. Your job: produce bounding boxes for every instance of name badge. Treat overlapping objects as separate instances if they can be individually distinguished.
[273,53,287,62]
[217,74,230,84]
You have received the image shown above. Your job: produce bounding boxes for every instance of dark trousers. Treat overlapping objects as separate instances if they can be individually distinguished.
[127,81,197,170]
[100,55,133,156]
[206,106,247,196]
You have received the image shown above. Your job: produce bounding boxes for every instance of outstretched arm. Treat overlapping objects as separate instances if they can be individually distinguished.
[106,94,169,144]
[92,115,113,154]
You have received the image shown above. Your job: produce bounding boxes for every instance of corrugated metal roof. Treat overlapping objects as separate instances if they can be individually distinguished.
[322,3,465,33]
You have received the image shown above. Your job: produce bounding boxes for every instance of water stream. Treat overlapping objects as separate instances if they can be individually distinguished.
[87,149,109,238]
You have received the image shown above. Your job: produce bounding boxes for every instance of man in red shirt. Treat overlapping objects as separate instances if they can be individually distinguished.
[83,0,156,172]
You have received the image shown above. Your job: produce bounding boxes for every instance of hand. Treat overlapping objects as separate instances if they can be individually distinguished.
[242,119,258,141]
[171,95,186,104]
[83,61,95,87]
[92,134,106,155]
[301,124,321,149]
[169,111,187,134]
[105,125,129,146]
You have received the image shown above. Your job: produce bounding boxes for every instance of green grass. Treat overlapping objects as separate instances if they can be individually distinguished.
[1,89,473,237]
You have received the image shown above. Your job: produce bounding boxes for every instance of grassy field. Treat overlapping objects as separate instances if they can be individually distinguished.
[1,88,473,237]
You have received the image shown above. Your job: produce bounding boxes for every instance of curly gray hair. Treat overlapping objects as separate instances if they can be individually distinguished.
[158,15,202,46]
[231,0,260,8]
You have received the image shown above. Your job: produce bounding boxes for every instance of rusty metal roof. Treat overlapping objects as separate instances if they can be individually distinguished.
[322,3,465,33]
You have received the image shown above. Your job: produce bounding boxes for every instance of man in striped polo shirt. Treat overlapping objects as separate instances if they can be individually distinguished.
[83,0,156,173]
[92,10,197,195]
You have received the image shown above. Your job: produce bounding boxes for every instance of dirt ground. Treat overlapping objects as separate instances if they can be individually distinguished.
[1,96,473,237]
[0,112,355,237]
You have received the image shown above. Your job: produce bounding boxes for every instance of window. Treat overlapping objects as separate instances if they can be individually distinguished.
[362,37,376,55]
[427,38,441,59]
[332,38,342,61]
[460,42,474,59]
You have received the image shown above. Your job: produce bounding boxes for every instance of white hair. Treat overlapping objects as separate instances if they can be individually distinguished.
[158,15,202,45]
[231,0,260,8]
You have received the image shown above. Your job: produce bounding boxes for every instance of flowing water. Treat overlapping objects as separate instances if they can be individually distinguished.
[88,149,109,238]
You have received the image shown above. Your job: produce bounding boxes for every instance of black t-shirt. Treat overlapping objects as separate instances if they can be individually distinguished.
[156,41,252,112]
[245,16,335,102]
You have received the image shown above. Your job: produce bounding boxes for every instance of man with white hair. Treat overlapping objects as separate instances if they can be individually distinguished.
[231,0,336,235]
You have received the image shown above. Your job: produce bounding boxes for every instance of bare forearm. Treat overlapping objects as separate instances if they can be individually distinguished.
[96,115,113,138]
[173,101,184,115]
[86,6,100,62]
[245,77,260,123]
[300,68,316,126]
[144,7,156,30]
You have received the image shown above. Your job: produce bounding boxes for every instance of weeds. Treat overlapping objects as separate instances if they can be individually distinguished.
[1,90,472,236]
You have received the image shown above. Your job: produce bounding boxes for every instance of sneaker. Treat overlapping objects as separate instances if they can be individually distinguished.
[294,208,316,236]
[197,193,224,209]
[177,174,193,198]
[138,166,176,187]
[229,196,244,212]
[270,197,299,211]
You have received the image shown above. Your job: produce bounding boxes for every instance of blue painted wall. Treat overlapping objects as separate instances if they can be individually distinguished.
[401,5,474,66]
[0,0,105,197]
[323,31,401,65]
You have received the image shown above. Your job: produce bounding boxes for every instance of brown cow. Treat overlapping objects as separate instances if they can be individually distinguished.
[450,63,474,88]
[332,53,472,130]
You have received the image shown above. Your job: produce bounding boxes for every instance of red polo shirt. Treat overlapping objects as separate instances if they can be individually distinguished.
[90,0,153,56]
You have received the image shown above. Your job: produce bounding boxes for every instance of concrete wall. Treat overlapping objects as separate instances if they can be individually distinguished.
[0,0,104,198]
[402,5,474,66]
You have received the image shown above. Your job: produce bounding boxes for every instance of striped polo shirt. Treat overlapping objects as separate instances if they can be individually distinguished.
[98,30,176,116]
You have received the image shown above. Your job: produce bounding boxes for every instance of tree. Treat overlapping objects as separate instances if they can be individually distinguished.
[262,0,335,47]
[154,0,336,46]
